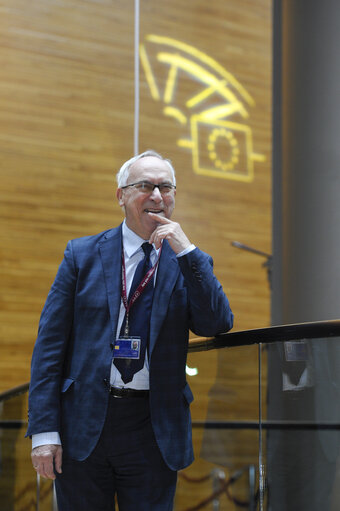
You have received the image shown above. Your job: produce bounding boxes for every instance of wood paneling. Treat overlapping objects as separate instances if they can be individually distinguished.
[0,0,271,508]
[137,4,272,502]
[0,0,135,392]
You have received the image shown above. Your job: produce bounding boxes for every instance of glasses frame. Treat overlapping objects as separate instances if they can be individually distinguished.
[121,180,176,194]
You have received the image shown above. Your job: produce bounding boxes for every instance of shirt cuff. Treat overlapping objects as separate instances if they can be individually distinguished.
[32,432,61,449]
[176,244,196,258]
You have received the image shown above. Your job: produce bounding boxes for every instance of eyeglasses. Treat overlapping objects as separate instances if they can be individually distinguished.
[121,180,176,195]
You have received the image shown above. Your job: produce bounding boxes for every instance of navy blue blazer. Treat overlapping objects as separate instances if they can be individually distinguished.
[27,224,233,471]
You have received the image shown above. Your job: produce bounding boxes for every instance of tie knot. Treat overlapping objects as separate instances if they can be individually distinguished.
[142,242,153,258]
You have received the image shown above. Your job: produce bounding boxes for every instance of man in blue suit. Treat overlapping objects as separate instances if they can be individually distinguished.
[27,150,233,510]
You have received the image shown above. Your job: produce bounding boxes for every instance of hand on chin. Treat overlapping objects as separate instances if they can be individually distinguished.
[145,210,165,227]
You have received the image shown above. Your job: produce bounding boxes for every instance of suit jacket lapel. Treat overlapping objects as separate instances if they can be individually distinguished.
[98,225,122,337]
[99,229,179,357]
[149,240,179,357]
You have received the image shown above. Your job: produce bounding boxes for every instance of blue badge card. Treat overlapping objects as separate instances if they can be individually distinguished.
[114,337,141,359]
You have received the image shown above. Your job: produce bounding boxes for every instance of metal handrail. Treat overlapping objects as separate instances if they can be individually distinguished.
[1,320,340,397]
[0,382,29,402]
[188,319,340,352]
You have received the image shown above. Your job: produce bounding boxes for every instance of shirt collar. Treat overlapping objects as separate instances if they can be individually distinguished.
[122,220,160,259]
[122,220,153,259]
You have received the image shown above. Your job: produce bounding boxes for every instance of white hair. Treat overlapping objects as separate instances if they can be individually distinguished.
[116,150,176,188]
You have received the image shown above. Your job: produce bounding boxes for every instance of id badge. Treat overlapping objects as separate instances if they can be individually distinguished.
[113,337,141,359]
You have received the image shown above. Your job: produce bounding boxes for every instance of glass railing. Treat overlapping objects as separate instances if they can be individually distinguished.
[177,320,340,511]
[1,320,340,511]
[0,383,58,511]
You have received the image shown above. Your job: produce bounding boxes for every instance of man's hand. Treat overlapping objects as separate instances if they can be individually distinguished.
[31,444,62,480]
[148,213,191,254]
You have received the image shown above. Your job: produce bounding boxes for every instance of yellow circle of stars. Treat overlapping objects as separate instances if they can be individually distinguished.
[207,128,240,172]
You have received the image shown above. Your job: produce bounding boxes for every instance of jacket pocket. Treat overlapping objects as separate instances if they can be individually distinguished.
[61,377,75,393]
[182,382,194,405]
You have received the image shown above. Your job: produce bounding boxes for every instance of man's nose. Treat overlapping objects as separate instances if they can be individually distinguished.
[150,186,162,201]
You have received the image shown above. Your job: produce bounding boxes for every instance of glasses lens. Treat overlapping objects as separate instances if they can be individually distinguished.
[133,182,174,194]
[135,182,154,193]
[159,184,173,194]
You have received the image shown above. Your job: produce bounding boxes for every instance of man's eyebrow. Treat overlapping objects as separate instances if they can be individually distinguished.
[142,180,173,184]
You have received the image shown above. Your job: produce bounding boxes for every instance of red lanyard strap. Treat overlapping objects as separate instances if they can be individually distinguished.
[121,244,162,317]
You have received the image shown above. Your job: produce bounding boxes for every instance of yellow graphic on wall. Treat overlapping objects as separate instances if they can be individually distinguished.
[140,35,265,182]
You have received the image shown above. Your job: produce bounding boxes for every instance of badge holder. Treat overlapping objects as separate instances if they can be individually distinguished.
[113,337,141,360]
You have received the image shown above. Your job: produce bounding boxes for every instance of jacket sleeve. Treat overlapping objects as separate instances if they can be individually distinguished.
[177,247,233,337]
[26,241,77,437]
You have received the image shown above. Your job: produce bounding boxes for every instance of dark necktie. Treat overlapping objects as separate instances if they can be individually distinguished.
[114,242,154,384]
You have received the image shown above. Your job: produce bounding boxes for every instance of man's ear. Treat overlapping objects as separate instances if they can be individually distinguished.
[116,188,124,207]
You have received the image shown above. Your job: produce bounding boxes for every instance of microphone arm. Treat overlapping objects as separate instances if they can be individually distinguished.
[231,241,272,289]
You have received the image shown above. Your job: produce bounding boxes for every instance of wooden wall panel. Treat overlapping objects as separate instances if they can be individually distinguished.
[138,1,272,330]
[0,0,135,391]
[0,0,271,508]
[138,0,272,472]
[0,0,271,382]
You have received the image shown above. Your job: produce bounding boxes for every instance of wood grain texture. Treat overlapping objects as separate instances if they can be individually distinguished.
[0,0,271,507]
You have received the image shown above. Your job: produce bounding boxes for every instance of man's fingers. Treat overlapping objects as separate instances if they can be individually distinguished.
[40,460,56,480]
[147,212,171,224]
[54,445,63,474]
[147,213,191,253]
[149,225,169,248]
[33,458,56,480]
[31,444,62,480]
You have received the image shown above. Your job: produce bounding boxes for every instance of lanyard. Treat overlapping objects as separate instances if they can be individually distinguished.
[121,244,162,336]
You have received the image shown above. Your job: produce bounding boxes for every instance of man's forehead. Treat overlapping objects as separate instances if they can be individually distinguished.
[129,156,172,180]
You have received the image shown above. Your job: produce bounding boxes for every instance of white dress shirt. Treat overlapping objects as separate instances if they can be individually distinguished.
[109,221,159,390]
[32,221,195,449]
